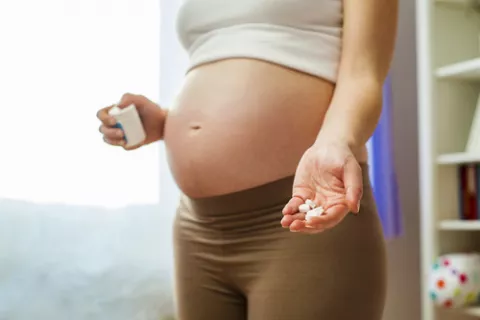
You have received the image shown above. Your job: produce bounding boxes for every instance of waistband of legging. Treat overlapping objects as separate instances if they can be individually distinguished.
[182,175,295,216]
[182,163,370,217]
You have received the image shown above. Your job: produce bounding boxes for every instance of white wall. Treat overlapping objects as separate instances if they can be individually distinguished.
[384,0,422,319]
[0,0,160,209]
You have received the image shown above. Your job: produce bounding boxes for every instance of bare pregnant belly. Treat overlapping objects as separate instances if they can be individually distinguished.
[163,59,363,198]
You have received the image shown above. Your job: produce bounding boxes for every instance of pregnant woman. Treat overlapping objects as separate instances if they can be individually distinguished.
[97,1,397,319]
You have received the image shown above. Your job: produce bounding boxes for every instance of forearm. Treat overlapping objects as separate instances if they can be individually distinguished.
[317,0,398,150]
[318,78,383,150]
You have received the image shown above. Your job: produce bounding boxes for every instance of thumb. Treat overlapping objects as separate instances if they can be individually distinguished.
[283,186,315,215]
[117,93,144,109]
[343,156,363,213]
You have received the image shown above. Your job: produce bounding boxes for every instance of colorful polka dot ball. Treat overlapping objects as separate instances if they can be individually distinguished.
[429,253,480,308]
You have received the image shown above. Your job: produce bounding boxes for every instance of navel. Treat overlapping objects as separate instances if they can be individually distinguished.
[190,123,201,130]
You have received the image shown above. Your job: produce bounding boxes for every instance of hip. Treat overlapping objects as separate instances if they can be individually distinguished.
[172,168,386,316]
[173,165,386,258]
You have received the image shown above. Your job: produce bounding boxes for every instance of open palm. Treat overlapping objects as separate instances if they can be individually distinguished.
[281,143,363,234]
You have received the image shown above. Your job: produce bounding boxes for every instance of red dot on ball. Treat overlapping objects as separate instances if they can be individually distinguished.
[437,279,446,289]
[444,299,453,308]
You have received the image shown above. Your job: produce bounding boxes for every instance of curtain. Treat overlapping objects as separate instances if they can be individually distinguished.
[158,0,185,220]
[367,75,403,238]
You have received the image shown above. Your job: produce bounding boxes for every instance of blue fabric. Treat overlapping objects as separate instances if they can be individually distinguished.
[367,75,403,238]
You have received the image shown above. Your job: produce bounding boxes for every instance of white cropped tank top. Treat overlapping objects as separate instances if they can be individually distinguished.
[176,0,343,82]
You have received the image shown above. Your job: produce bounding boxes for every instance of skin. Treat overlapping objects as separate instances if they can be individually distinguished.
[97,0,398,235]
[282,0,398,233]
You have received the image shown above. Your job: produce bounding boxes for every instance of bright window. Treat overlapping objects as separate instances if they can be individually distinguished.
[0,0,161,208]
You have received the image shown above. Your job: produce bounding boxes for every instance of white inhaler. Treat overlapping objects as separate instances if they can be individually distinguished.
[108,104,146,148]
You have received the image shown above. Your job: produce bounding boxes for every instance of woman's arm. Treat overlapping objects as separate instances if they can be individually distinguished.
[317,0,398,152]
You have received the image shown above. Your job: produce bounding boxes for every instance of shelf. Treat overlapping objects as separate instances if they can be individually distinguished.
[436,58,480,80]
[465,307,480,316]
[419,0,480,318]
[435,0,472,4]
[435,0,480,9]
[437,152,480,164]
[439,220,480,230]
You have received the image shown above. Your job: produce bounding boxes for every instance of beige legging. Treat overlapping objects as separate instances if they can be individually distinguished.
[173,164,387,320]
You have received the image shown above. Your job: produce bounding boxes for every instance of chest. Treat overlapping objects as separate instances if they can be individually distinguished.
[176,0,343,47]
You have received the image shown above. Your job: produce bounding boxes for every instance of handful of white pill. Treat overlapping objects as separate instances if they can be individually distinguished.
[299,199,325,223]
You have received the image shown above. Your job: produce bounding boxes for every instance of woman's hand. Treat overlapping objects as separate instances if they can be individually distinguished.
[281,139,363,234]
[96,93,167,150]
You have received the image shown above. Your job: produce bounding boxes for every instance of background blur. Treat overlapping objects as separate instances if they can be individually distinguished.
[0,1,176,319]
[0,0,421,319]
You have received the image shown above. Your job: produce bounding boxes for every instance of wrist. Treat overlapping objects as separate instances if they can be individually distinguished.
[312,131,368,163]
[157,108,168,140]
[317,79,383,150]
[148,105,168,142]
[314,129,361,153]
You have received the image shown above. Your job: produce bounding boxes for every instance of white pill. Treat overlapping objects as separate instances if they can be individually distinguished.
[305,199,316,209]
[305,207,325,222]
[305,211,316,222]
[298,204,310,213]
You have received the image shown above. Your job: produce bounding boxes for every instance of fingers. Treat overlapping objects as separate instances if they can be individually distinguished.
[343,156,363,213]
[96,105,117,127]
[97,104,124,147]
[99,125,125,145]
[306,204,347,229]
[283,182,317,215]
[281,212,305,227]
[289,219,324,234]
[99,124,124,138]
[287,204,348,234]
[282,196,306,215]
[117,92,148,110]
[281,206,326,233]
[103,136,125,147]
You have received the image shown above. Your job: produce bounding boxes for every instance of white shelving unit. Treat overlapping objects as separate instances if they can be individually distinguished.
[437,152,480,165]
[417,0,480,319]
[439,220,480,231]
[436,58,480,79]
[467,307,480,317]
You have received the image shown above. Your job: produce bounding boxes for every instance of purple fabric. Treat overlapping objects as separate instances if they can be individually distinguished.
[367,75,403,238]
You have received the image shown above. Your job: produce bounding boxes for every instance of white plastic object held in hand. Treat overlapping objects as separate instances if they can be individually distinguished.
[108,104,146,148]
